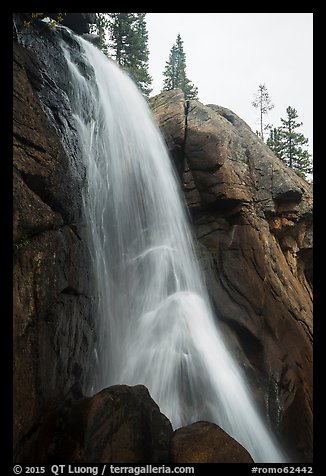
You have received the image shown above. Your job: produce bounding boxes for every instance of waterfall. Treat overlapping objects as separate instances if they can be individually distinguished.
[60,32,286,463]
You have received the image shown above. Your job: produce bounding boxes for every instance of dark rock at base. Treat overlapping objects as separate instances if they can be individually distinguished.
[53,385,173,463]
[169,421,253,463]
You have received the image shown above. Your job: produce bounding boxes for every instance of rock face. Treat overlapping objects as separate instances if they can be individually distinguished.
[151,90,313,462]
[13,23,312,463]
[170,421,253,463]
[61,13,96,34]
[13,41,95,461]
[47,385,173,463]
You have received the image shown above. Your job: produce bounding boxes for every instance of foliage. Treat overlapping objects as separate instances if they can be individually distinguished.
[252,84,274,141]
[92,13,152,98]
[13,235,30,254]
[162,34,198,100]
[22,12,42,28]
[267,127,285,160]
[108,13,135,66]
[127,13,152,98]
[91,13,110,54]
[267,106,312,178]
[16,12,66,32]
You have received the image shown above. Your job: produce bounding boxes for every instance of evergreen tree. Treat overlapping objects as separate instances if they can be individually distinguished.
[108,13,152,97]
[267,106,312,178]
[91,13,152,98]
[280,106,312,177]
[267,127,285,161]
[91,13,110,54]
[162,34,198,100]
[126,13,152,97]
[252,84,274,141]
[108,13,135,67]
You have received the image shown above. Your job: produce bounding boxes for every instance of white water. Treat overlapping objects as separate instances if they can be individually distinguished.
[61,35,286,463]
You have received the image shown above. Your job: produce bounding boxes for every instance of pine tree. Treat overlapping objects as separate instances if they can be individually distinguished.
[91,13,152,98]
[252,84,274,141]
[163,44,178,90]
[162,34,198,100]
[108,13,135,67]
[108,13,152,97]
[267,106,312,178]
[267,127,285,161]
[280,106,312,177]
[91,14,110,54]
[126,13,152,97]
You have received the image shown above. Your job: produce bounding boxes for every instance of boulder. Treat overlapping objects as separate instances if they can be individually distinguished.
[53,385,173,463]
[169,421,253,463]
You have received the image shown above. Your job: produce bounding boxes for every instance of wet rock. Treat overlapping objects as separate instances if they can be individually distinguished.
[152,92,313,462]
[13,41,94,462]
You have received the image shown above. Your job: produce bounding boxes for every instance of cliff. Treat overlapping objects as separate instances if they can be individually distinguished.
[13,38,97,461]
[13,23,312,463]
[150,90,313,462]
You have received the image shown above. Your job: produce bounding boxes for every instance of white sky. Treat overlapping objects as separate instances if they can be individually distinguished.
[146,13,313,158]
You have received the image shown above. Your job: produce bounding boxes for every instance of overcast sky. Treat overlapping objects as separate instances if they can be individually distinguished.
[146,13,313,157]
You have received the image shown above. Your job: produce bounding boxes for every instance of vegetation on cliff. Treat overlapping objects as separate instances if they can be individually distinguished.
[267,106,312,178]
[92,13,152,97]
[162,33,198,100]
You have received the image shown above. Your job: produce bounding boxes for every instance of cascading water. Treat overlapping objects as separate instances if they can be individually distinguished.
[61,32,286,463]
